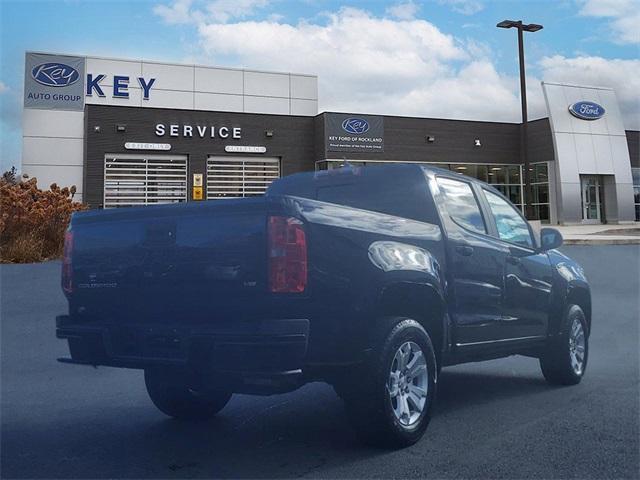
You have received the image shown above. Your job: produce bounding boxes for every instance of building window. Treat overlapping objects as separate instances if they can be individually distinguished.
[103,154,188,208]
[450,164,523,212]
[316,160,527,212]
[207,156,280,199]
[633,167,640,221]
[530,162,550,223]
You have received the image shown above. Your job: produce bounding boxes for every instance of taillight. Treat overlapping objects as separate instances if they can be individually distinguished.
[62,230,73,295]
[268,216,307,293]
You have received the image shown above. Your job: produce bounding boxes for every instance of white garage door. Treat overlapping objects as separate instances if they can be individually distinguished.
[206,156,280,199]
[104,153,188,208]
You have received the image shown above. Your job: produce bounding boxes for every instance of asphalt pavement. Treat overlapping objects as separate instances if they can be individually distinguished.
[1,245,639,479]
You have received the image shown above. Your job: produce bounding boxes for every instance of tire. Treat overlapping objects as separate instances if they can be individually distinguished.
[540,304,589,386]
[144,368,232,420]
[342,317,438,448]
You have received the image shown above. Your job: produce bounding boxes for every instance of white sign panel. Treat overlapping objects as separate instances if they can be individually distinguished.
[25,53,85,111]
[124,142,171,151]
[224,145,266,153]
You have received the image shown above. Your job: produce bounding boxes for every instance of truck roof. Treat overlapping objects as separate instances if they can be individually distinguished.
[267,162,444,224]
[267,161,506,198]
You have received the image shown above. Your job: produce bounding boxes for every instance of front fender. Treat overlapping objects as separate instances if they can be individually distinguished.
[548,250,592,336]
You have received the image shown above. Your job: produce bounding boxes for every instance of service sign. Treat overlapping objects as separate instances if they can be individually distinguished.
[24,53,85,111]
[326,113,384,152]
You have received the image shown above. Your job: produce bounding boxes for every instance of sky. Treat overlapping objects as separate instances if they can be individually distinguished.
[1,0,639,172]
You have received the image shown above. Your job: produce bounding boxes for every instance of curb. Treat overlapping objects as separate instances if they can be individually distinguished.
[563,238,640,245]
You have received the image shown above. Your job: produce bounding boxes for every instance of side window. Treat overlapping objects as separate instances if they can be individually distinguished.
[483,189,533,247]
[436,177,486,234]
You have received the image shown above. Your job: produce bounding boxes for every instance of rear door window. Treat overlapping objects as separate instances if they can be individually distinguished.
[435,177,486,234]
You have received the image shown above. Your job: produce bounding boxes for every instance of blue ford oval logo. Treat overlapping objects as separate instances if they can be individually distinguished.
[342,118,370,134]
[31,62,80,87]
[568,101,605,120]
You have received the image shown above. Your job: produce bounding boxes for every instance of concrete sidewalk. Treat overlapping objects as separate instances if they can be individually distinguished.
[551,223,640,245]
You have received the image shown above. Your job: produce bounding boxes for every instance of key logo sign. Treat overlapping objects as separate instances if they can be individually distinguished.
[568,101,606,120]
[342,118,370,135]
[327,114,384,153]
[31,62,80,87]
[25,54,85,110]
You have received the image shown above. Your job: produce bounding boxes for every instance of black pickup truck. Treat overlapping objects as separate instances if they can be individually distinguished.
[57,163,591,447]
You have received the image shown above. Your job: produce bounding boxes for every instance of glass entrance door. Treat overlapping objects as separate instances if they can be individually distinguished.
[580,175,602,223]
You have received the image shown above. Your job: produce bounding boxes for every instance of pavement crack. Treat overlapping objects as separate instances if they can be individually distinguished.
[233,399,293,431]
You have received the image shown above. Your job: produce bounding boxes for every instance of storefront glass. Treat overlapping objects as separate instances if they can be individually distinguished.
[530,162,550,223]
[317,160,526,213]
[632,167,640,221]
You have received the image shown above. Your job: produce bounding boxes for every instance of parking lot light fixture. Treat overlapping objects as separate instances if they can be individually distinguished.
[497,19,543,219]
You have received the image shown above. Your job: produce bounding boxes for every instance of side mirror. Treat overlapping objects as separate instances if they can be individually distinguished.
[539,227,563,251]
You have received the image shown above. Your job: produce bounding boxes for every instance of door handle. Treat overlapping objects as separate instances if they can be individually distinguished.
[506,255,520,265]
[455,245,474,256]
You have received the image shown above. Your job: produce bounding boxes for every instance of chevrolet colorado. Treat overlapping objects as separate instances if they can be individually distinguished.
[56,163,591,447]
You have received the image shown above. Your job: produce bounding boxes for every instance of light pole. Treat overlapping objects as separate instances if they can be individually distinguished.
[497,20,543,220]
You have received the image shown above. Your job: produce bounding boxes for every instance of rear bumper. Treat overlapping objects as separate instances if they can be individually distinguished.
[56,315,309,387]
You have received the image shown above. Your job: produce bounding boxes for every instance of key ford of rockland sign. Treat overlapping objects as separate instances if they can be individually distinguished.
[326,113,384,152]
[24,52,156,111]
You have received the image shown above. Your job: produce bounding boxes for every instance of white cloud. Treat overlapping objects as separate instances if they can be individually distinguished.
[266,13,284,22]
[192,8,518,120]
[437,0,484,15]
[578,0,633,16]
[153,0,195,24]
[204,0,269,23]
[578,0,640,44]
[0,81,8,94]
[152,3,639,129]
[539,55,640,128]
[154,0,268,24]
[385,1,420,20]
[607,13,640,44]
[192,7,526,122]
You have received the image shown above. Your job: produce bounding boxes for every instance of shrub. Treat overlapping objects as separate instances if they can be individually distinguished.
[0,173,87,263]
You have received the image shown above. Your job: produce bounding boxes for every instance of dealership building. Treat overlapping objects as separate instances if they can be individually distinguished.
[22,51,639,224]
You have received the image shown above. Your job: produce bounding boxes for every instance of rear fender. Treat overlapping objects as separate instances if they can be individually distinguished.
[367,241,448,364]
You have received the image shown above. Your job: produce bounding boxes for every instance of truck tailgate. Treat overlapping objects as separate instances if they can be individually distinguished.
[69,198,269,324]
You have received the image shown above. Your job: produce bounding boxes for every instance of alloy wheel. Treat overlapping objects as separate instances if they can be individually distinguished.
[568,317,586,375]
[387,341,428,427]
